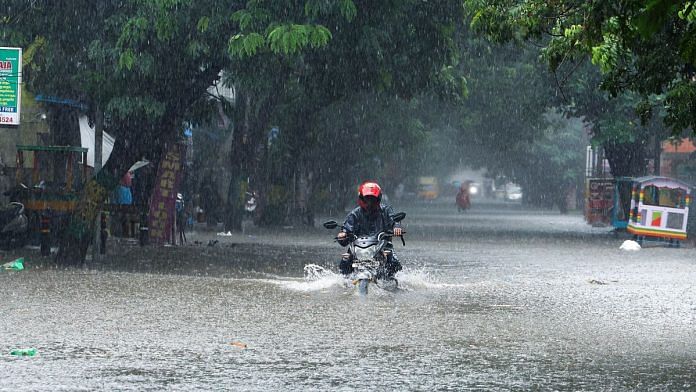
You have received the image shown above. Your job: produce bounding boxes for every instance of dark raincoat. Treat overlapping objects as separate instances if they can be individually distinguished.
[341,203,400,241]
[338,203,402,276]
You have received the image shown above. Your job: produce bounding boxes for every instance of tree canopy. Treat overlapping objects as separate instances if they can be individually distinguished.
[464,0,696,135]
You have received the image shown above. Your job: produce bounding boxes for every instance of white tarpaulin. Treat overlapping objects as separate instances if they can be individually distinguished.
[79,115,115,168]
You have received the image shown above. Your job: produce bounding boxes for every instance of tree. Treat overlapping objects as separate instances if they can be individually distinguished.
[2,0,236,263]
[461,1,684,177]
[464,0,696,134]
[221,0,465,226]
[517,110,587,212]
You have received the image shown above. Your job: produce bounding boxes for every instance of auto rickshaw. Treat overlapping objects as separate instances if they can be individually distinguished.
[12,145,89,246]
[417,177,439,200]
[626,176,691,246]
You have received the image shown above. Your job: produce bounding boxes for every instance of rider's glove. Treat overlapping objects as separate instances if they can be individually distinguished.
[337,231,350,246]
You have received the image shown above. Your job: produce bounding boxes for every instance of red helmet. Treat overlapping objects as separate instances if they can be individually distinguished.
[358,181,382,209]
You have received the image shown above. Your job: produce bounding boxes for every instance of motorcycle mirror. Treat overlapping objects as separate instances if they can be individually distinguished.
[323,220,338,229]
[391,212,406,222]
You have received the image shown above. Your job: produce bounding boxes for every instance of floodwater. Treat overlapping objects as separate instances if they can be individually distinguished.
[2,200,696,390]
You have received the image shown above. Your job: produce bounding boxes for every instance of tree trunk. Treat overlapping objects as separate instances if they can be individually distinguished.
[54,122,170,265]
[603,139,649,178]
[224,86,281,229]
[223,174,243,232]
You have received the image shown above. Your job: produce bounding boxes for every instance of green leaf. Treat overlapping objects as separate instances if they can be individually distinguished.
[118,16,149,47]
[155,13,176,41]
[678,2,696,21]
[634,0,680,38]
[308,25,332,48]
[231,10,254,31]
[118,48,136,71]
[267,24,311,54]
[197,16,210,33]
[339,0,357,21]
[228,32,266,58]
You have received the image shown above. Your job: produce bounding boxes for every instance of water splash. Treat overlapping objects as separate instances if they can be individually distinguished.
[395,267,468,290]
[261,264,348,292]
[251,265,468,293]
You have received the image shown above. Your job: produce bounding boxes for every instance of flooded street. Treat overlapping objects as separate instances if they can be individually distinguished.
[2,200,696,390]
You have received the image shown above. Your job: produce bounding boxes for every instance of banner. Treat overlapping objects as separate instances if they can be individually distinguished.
[148,143,186,244]
[78,115,115,167]
[0,47,21,126]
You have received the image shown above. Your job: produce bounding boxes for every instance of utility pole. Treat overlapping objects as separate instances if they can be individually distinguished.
[92,1,105,262]
[92,105,103,261]
[654,133,661,176]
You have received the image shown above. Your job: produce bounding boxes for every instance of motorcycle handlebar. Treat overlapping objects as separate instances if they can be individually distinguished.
[335,231,406,246]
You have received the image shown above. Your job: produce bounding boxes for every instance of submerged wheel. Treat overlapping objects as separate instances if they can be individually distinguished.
[358,279,369,295]
[377,278,398,291]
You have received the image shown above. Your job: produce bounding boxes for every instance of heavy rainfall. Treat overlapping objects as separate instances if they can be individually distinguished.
[1,1,695,390]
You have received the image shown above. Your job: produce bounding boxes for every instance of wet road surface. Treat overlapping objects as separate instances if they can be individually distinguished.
[2,200,695,390]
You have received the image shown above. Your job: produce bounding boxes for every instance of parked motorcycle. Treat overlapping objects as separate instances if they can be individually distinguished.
[244,191,258,213]
[323,212,406,295]
[0,201,29,250]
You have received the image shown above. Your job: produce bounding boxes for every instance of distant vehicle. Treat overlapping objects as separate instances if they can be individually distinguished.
[505,183,523,201]
[417,177,439,200]
[455,182,471,212]
[469,182,480,197]
[625,176,690,245]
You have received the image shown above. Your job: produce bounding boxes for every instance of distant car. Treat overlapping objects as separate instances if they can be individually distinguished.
[417,177,439,200]
[505,184,523,201]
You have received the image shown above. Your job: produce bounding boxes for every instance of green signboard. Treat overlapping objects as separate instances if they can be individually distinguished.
[0,47,22,126]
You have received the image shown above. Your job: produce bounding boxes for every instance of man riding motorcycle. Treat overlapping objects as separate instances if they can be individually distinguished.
[337,181,403,278]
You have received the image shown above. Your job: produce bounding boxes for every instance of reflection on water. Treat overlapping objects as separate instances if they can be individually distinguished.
[2,202,695,390]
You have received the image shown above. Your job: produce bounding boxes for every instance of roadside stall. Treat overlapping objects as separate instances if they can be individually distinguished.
[627,176,691,246]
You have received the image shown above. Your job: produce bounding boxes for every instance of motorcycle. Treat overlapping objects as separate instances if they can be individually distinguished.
[323,212,406,295]
[0,201,29,250]
[244,191,258,213]
[456,184,471,212]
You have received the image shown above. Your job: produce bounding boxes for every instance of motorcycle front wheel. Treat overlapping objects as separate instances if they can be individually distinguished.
[357,279,369,295]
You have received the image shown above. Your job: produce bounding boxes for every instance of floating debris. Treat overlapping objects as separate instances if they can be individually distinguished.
[229,341,247,349]
[619,240,641,251]
[2,257,24,271]
[10,348,36,356]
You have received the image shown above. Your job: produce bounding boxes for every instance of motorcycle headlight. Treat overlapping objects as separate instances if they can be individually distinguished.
[353,247,375,261]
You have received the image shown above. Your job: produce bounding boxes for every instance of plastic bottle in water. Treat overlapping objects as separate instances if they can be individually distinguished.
[10,348,37,356]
